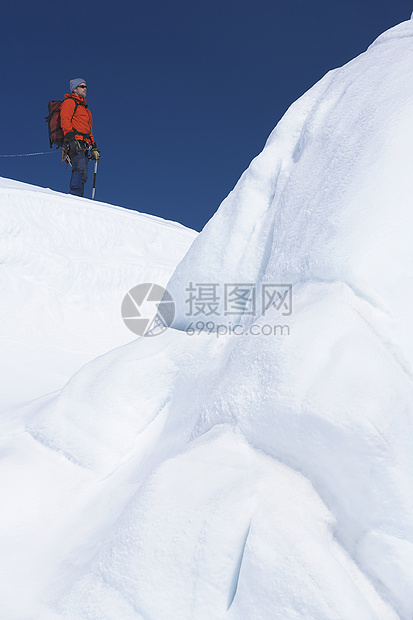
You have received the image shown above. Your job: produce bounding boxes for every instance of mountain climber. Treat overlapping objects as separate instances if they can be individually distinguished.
[61,78,100,197]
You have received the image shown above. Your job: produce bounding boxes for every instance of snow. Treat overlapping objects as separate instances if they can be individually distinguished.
[0,179,196,408]
[2,18,413,620]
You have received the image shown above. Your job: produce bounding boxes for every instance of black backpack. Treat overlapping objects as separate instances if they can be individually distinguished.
[45,98,79,148]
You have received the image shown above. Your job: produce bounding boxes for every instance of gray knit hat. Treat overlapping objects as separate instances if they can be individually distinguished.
[70,78,86,92]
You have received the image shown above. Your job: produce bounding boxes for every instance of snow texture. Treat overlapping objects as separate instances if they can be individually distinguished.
[2,19,413,620]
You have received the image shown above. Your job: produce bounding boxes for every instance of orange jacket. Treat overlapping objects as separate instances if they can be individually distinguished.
[60,93,94,144]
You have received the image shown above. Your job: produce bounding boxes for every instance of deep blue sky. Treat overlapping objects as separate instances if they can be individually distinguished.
[1,0,411,231]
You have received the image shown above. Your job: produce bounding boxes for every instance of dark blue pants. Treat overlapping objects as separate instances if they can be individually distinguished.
[69,150,89,197]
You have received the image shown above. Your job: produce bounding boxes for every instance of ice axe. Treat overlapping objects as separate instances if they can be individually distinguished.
[91,158,98,200]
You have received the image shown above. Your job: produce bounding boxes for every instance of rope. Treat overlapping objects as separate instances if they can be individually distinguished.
[0,150,59,158]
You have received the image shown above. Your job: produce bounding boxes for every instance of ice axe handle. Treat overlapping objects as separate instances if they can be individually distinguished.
[91,159,98,200]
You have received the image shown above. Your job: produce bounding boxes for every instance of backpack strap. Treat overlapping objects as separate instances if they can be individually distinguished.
[67,96,80,121]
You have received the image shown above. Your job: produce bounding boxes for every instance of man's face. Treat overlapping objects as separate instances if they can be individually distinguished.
[73,83,87,97]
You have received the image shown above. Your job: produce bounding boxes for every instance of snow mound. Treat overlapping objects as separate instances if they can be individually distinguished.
[0,179,196,406]
[2,19,413,620]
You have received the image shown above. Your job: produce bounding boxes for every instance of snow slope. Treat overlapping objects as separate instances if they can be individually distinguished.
[0,179,196,407]
[2,19,413,620]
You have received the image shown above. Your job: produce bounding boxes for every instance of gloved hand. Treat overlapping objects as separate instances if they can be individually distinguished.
[64,131,76,142]
[90,144,100,161]
[64,132,80,154]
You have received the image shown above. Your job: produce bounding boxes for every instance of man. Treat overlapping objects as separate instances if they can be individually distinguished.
[60,78,100,197]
